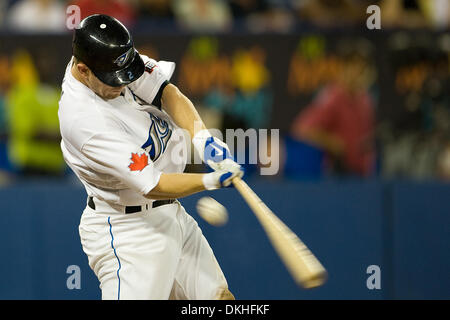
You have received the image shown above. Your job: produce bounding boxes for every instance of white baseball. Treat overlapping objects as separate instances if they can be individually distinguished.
[196,197,228,226]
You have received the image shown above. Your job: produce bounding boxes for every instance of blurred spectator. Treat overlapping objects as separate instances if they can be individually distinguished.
[229,0,269,19]
[6,50,65,176]
[6,0,66,33]
[229,0,267,30]
[0,54,12,183]
[138,0,174,19]
[70,0,137,28]
[0,1,6,28]
[379,34,450,180]
[172,0,232,33]
[428,0,450,29]
[290,44,377,177]
[437,142,450,180]
[135,0,176,30]
[292,0,446,30]
[229,0,294,33]
[294,0,367,28]
[248,6,295,32]
[202,44,273,129]
[380,0,430,28]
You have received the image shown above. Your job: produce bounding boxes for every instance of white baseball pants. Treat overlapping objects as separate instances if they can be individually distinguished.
[78,199,230,300]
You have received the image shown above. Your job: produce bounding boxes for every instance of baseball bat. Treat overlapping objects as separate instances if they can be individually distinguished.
[232,177,327,289]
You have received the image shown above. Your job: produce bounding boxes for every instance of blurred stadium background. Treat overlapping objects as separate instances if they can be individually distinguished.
[0,0,449,300]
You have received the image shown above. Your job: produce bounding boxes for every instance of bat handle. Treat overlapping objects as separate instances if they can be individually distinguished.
[232,176,245,188]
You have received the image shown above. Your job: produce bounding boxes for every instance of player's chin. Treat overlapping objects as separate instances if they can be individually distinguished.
[102,90,122,100]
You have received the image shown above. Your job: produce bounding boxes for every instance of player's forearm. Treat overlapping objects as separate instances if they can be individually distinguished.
[146,172,206,200]
[161,84,206,139]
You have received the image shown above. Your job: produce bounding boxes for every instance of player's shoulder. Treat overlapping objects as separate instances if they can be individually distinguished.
[59,88,109,150]
[59,86,94,112]
[59,82,103,128]
[59,107,107,152]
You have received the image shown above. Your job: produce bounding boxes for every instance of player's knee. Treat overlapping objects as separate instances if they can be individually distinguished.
[215,288,235,300]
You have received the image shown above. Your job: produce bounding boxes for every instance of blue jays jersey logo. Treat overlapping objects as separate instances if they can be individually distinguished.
[141,113,172,162]
[114,48,133,67]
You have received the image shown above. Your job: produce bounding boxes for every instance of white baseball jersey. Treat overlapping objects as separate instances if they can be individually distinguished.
[59,55,186,206]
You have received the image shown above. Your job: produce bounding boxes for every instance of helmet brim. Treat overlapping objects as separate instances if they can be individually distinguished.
[94,50,145,87]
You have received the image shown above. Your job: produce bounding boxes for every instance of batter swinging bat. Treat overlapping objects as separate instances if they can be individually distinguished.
[232,178,327,289]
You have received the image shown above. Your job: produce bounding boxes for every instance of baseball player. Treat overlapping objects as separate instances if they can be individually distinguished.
[58,14,243,300]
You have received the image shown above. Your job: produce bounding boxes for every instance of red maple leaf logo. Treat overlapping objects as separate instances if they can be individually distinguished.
[128,152,149,171]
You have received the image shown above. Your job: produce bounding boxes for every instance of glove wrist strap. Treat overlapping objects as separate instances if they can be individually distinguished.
[192,129,213,163]
[202,172,219,190]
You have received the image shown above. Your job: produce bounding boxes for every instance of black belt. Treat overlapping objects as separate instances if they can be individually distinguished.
[88,197,175,214]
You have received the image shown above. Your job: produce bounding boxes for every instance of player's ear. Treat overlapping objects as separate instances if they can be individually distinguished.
[76,62,91,78]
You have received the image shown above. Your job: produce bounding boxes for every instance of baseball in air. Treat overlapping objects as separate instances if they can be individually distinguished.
[196,197,228,226]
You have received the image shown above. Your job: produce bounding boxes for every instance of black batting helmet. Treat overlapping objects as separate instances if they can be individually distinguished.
[72,14,145,87]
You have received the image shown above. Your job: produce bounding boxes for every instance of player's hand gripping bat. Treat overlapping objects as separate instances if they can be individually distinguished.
[232,177,327,288]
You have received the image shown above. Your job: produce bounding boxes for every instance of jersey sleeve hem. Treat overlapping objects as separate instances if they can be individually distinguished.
[141,169,163,197]
[151,80,170,110]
